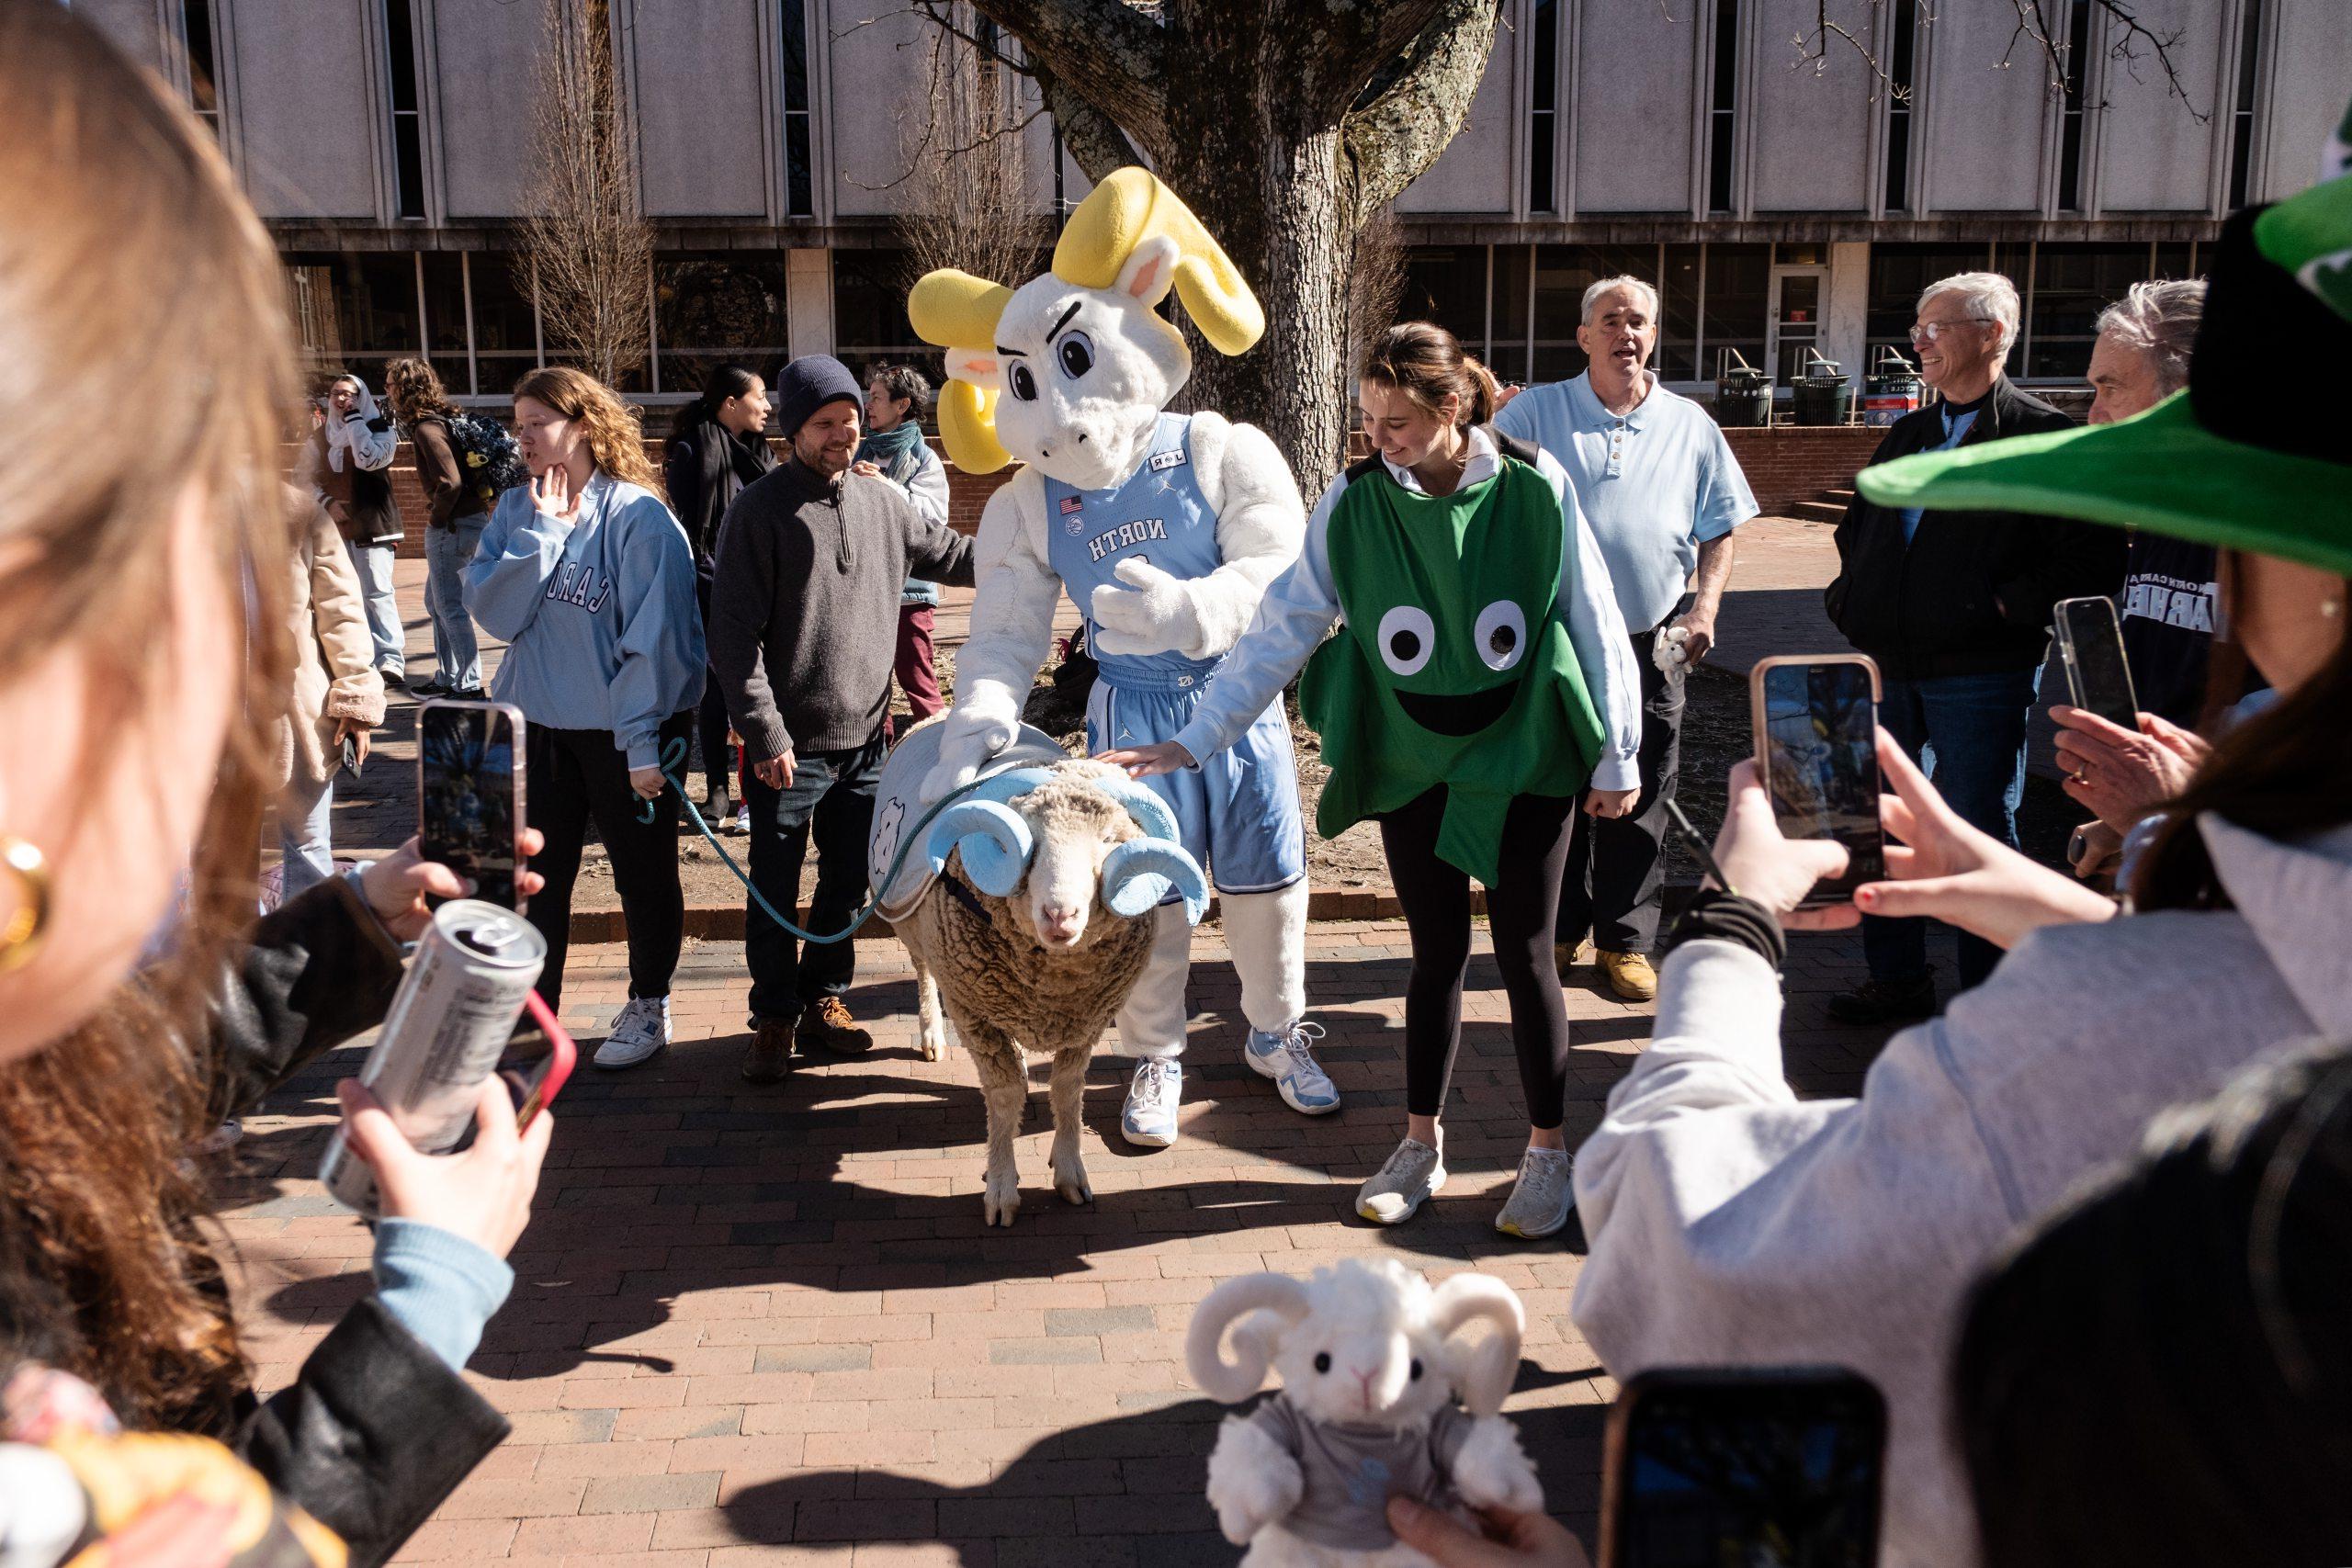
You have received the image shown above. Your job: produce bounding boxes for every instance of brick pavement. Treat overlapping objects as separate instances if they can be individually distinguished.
[226,913,1902,1567]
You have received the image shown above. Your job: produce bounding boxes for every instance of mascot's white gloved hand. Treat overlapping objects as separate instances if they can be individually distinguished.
[1090,558,1205,659]
[920,703,1020,804]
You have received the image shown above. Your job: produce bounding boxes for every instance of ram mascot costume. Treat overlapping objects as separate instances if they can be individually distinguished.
[909,169,1334,1147]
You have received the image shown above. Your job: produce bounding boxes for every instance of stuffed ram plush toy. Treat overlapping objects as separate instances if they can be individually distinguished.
[907,168,1330,1149]
[1188,1259,1544,1566]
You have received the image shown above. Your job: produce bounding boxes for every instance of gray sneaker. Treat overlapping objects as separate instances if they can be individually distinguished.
[1356,1137,1446,1225]
[1494,1147,1575,1239]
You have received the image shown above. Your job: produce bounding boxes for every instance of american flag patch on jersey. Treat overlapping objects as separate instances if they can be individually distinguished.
[1058,494,1084,514]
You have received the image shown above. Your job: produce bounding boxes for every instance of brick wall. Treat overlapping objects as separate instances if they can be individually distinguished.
[1720,427,1885,516]
[350,424,1880,556]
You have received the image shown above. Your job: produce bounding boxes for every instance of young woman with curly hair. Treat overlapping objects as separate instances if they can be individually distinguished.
[464,367,707,1067]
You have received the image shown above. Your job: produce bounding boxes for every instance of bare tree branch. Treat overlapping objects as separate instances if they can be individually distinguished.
[1340,0,1506,212]
[965,0,1169,157]
[1995,0,2210,122]
[1790,0,1911,104]
[516,0,650,389]
[892,7,1054,293]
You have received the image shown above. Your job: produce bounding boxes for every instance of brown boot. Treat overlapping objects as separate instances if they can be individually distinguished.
[741,1016,795,1085]
[1553,937,1596,982]
[1599,950,1658,1002]
[800,995,875,1056]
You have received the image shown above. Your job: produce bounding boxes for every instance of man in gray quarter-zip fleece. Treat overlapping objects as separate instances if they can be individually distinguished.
[708,355,977,1081]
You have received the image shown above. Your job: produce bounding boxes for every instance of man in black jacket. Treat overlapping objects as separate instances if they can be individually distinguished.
[1824,272,2127,1021]
[709,355,977,1083]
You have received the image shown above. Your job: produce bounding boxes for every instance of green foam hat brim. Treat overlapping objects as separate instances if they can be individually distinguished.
[1855,390,2352,579]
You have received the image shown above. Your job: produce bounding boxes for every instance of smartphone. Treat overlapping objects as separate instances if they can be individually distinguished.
[1750,655,1885,909]
[2053,595,2138,729]
[1600,1368,1886,1568]
[418,699,527,911]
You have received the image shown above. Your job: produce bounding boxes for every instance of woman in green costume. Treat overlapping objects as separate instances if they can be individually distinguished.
[1104,323,1643,1236]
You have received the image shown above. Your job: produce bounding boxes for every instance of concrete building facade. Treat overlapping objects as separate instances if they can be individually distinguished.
[70,0,2352,405]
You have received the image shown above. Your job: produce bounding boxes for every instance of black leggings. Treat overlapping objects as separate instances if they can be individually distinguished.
[1378,786,1578,1131]
[525,711,695,1012]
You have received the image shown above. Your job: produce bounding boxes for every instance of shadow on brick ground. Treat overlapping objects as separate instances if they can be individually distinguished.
[714,1396,1610,1564]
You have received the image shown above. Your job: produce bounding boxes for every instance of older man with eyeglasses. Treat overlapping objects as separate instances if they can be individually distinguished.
[1822,271,2127,1023]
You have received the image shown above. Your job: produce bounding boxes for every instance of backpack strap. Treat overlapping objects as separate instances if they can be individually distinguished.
[1485,426,1542,470]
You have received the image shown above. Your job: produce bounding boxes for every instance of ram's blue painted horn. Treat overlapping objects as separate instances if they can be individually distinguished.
[1094,773,1183,846]
[1100,840,1211,926]
[926,800,1034,897]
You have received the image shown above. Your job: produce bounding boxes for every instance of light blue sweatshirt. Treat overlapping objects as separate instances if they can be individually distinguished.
[1171,427,1645,792]
[464,471,706,768]
[373,1217,513,1371]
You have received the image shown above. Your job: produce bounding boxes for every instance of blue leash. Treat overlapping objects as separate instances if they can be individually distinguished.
[634,734,1016,945]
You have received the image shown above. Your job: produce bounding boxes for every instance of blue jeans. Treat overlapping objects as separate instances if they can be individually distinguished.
[279,772,336,900]
[1861,667,2041,992]
[348,539,404,677]
[424,519,483,690]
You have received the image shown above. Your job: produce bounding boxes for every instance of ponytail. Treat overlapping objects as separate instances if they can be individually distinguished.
[669,363,760,442]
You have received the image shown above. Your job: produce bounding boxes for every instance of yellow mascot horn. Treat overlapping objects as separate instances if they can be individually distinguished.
[1053,168,1264,357]
[908,269,1018,474]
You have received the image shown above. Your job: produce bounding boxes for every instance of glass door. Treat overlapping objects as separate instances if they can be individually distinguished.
[1768,267,1830,386]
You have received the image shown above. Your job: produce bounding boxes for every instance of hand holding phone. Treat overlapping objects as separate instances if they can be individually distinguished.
[2052,596,2137,730]
[1749,656,1886,911]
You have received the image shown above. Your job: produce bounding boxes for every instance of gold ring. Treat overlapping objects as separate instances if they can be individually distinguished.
[0,836,51,975]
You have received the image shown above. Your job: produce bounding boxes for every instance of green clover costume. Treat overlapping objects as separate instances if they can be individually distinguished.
[1300,432,1607,886]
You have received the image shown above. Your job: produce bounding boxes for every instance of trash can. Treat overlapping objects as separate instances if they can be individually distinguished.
[1714,351,1772,428]
[1792,352,1853,426]
[1862,346,1924,427]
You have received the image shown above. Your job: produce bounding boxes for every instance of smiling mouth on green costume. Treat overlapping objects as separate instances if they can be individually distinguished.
[1396,677,1519,737]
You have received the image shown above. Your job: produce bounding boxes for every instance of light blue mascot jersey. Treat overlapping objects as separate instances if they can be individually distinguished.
[1041,412,1305,895]
[1042,413,1221,693]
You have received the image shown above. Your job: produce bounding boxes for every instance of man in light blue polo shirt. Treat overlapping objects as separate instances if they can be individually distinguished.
[1498,275,1757,1000]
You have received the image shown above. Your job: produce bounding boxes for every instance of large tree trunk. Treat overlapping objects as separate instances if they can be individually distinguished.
[1163,136,1355,496]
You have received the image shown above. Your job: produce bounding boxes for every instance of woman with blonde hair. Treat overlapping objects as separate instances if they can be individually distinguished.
[273,486,384,901]
[0,6,553,1563]
[466,366,705,1067]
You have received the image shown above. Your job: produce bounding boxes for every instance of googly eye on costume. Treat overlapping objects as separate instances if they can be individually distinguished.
[1377,605,1435,676]
[1057,331,1096,379]
[1009,363,1038,401]
[1473,601,1527,671]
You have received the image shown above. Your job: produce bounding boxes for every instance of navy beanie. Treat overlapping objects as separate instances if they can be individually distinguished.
[773,355,864,439]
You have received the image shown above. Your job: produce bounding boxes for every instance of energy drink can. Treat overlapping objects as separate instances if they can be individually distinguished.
[319,899,547,1217]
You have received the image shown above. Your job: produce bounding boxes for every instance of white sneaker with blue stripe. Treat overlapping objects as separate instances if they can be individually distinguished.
[1120,1058,1182,1148]
[1244,1021,1340,1115]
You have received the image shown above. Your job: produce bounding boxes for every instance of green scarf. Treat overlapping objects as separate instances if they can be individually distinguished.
[1299,453,1606,886]
[857,419,927,486]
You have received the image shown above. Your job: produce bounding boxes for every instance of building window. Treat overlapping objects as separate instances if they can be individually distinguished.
[2026,243,2162,380]
[2226,0,2265,209]
[1883,0,1918,212]
[1661,244,1702,381]
[780,0,815,217]
[1487,244,1532,385]
[471,254,543,399]
[657,253,792,396]
[1706,0,1739,214]
[420,252,468,388]
[833,250,928,373]
[2055,0,2093,213]
[1399,247,1490,364]
[283,252,425,392]
[181,0,222,139]
[383,0,428,219]
[1528,0,1558,213]
[1700,243,1767,378]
